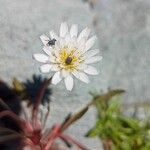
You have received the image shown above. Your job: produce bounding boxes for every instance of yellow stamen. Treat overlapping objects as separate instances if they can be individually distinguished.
[58,47,83,71]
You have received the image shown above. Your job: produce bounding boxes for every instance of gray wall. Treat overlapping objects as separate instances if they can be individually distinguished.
[0,0,150,149]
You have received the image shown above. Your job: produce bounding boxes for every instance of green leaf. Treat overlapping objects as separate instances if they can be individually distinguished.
[61,106,89,132]
[91,89,125,106]
[87,89,150,149]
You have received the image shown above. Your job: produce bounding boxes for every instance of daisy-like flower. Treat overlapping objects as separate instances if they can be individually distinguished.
[33,22,102,91]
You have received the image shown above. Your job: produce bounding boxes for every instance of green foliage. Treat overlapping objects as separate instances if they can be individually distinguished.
[87,90,150,150]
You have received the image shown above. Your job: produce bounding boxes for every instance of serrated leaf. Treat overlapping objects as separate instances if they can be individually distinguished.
[118,116,140,130]
[61,106,89,132]
[91,89,125,106]
[86,128,98,137]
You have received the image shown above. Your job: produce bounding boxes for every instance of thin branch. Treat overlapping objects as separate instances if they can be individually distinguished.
[0,134,22,144]
[32,77,52,127]
[42,104,50,129]
[61,106,89,132]
[44,125,61,150]
[60,134,89,150]
[0,110,32,133]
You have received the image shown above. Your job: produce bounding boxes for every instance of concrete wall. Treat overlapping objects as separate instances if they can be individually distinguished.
[0,0,150,149]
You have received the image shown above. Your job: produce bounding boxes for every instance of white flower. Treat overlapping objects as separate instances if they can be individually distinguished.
[33,22,102,91]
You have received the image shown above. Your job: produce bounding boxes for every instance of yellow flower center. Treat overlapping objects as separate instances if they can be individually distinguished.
[58,47,83,71]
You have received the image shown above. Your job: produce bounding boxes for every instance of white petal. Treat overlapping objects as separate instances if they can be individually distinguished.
[51,71,62,85]
[77,37,86,52]
[49,30,58,40]
[40,34,49,46]
[77,27,90,42]
[51,64,60,71]
[64,75,74,91]
[73,71,89,83]
[70,24,78,37]
[85,56,102,64]
[43,46,53,56]
[54,49,60,57]
[45,52,56,63]
[77,64,87,70]
[71,36,77,44]
[85,36,97,51]
[65,34,71,45]
[84,66,98,75]
[68,37,77,48]
[54,41,61,50]
[40,64,52,73]
[60,22,68,37]
[59,38,66,48]
[49,56,56,63]
[84,49,100,58]
[61,69,70,78]
[33,54,49,63]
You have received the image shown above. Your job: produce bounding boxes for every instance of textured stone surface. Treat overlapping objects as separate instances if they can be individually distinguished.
[0,0,150,149]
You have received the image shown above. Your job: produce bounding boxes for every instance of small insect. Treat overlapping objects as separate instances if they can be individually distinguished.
[65,57,73,65]
[47,38,56,46]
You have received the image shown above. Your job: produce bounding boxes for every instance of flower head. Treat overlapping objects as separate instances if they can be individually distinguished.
[33,22,102,91]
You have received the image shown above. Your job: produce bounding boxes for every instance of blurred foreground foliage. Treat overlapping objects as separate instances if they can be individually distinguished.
[87,90,150,150]
[13,75,52,105]
[1,75,150,150]
[0,76,89,150]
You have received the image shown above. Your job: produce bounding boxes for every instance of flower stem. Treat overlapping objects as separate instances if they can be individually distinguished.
[44,125,61,150]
